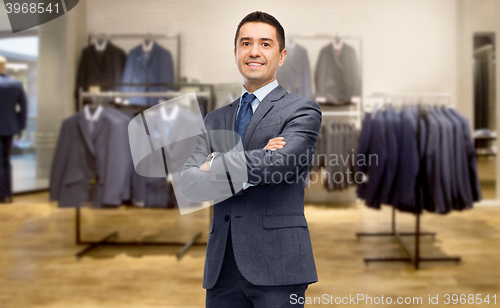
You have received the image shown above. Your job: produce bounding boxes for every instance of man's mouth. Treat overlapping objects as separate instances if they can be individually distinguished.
[246,62,264,66]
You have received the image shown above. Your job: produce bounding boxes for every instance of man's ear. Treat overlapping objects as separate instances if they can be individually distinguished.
[234,48,237,64]
[278,48,287,67]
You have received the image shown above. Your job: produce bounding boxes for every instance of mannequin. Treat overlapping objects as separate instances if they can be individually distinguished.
[0,55,27,203]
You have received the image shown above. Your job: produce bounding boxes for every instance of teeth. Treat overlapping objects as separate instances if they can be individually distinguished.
[248,63,263,66]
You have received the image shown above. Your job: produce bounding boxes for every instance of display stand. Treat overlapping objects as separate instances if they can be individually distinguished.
[74,84,214,260]
[356,208,460,269]
[357,94,462,269]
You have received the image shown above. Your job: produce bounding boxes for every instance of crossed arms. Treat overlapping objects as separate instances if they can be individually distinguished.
[179,99,322,202]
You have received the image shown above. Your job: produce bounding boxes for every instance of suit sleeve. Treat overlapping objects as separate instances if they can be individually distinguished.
[17,83,27,131]
[179,114,234,202]
[49,120,70,201]
[75,49,88,98]
[209,99,322,185]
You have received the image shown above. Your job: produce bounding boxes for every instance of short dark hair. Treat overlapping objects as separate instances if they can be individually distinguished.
[234,11,285,53]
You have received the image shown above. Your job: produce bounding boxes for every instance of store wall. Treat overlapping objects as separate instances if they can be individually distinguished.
[86,0,457,100]
[0,6,11,32]
[456,0,500,200]
[36,2,87,178]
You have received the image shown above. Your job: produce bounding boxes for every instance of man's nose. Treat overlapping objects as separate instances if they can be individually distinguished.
[249,44,261,57]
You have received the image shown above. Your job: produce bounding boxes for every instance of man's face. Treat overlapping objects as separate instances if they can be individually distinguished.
[234,22,286,88]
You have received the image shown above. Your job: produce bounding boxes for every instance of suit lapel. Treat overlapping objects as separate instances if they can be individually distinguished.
[77,112,95,156]
[242,85,287,149]
[224,98,240,150]
[91,115,105,142]
[330,44,343,72]
[145,42,157,68]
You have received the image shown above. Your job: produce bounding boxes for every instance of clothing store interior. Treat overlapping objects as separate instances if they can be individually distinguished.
[1,0,500,307]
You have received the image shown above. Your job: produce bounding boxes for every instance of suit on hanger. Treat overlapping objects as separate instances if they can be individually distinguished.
[314,42,361,104]
[50,108,130,208]
[180,85,321,289]
[121,42,175,106]
[449,108,482,204]
[356,112,373,199]
[393,107,419,212]
[277,43,312,99]
[363,110,388,209]
[423,110,446,213]
[76,42,127,96]
[380,107,398,204]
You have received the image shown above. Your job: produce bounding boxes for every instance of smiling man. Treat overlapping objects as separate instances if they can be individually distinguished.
[181,11,321,308]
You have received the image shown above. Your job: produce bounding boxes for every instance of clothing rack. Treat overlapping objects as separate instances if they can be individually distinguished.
[357,94,461,269]
[88,32,182,81]
[74,84,215,260]
[288,33,364,120]
[78,82,216,112]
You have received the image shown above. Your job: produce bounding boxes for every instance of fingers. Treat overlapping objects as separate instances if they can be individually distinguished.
[198,162,211,172]
[263,137,286,150]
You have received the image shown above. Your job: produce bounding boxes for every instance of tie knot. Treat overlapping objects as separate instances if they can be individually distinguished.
[242,93,256,104]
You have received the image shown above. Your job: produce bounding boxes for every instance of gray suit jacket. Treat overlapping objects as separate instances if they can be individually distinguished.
[277,43,312,99]
[0,74,27,136]
[180,85,321,289]
[314,43,361,104]
[50,108,131,208]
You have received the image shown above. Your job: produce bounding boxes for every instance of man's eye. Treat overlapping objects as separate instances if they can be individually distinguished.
[243,42,250,46]
[263,43,270,47]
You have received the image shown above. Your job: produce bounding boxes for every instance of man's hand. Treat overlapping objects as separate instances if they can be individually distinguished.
[199,161,210,172]
[15,131,23,140]
[198,137,286,171]
[263,137,286,150]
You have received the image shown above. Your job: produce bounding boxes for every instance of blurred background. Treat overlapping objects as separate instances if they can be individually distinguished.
[0,0,499,307]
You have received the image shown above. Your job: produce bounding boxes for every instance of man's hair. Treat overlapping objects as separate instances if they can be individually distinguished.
[234,11,285,53]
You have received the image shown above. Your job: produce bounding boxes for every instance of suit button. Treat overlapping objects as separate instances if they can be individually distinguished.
[224,215,230,222]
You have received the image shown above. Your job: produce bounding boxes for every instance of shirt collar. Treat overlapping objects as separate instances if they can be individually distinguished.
[84,105,103,121]
[240,79,279,104]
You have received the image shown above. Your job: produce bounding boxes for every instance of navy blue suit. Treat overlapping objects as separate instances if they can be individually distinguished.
[394,107,419,212]
[356,112,373,199]
[121,42,175,106]
[449,108,482,204]
[381,107,398,205]
[0,74,27,136]
[0,74,27,200]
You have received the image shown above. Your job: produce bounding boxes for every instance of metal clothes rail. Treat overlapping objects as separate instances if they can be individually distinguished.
[356,99,461,269]
[88,32,182,81]
[74,83,214,260]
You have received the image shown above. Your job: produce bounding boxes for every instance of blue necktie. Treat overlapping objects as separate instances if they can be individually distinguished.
[235,92,256,142]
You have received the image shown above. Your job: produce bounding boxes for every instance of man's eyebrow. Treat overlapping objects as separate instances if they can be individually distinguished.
[239,37,274,42]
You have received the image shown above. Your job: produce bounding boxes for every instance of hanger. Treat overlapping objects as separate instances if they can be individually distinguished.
[92,33,108,51]
[143,33,155,53]
[332,32,343,50]
[161,104,180,121]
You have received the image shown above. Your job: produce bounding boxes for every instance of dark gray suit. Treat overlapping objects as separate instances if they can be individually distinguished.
[276,43,312,99]
[314,43,361,104]
[180,85,321,296]
[50,108,131,208]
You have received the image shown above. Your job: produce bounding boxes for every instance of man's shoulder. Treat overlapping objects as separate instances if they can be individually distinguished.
[205,100,237,120]
[280,92,320,111]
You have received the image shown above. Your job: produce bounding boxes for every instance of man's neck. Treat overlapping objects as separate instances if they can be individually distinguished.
[243,77,276,93]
